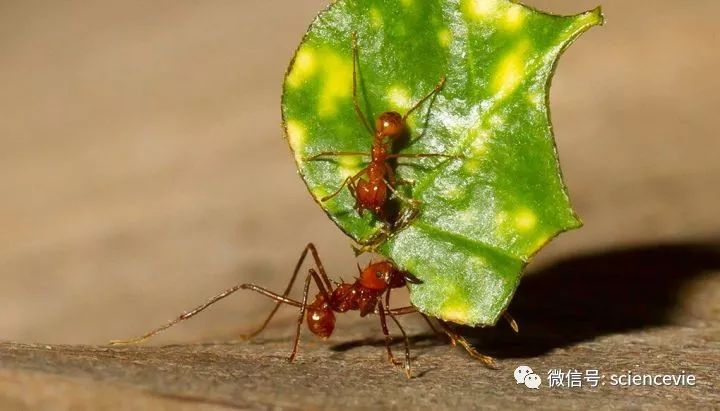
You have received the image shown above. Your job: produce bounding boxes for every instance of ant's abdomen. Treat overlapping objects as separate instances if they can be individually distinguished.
[306,296,335,339]
[356,180,386,214]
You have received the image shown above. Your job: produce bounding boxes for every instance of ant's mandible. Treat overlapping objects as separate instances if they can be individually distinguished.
[110,243,511,378]
[306,33,460,229]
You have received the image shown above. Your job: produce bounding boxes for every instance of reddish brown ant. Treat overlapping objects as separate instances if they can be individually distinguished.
[306,33,461,229]
[110,243,509,378]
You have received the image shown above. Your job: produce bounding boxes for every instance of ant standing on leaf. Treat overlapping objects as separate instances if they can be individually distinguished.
[110,243,508,378]
[305,33,461,233]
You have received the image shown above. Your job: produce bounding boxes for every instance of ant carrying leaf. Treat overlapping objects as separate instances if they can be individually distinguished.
[283,1,601,327]
[111,243,516,378]
[305,33,461,236]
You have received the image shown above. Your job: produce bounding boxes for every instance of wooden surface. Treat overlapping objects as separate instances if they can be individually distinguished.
[2,243,719,409]
[0,0,718,409]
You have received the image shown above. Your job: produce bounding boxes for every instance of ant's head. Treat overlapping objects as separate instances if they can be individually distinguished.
[359,261,393,290]
[359,261,416,290]
[375,112,404,139]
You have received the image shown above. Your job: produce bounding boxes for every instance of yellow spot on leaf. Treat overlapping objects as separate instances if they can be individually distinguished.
[338,155,362,178]
[514,208,537,231]
[287,46,316,88]
[463,0,500,19]
[285,120,306,163]
[527,92,543,106]
[318,52,353,117]
[400,0,413,7]
[491,40,530,99]
[438,29,451,47]
[463,158,482,173]
[370,8,383,27]
[463,0,525,31]
[387,86,412,110]
[470,129,490,155]
[441,303,471,324]
[502,3,525,30]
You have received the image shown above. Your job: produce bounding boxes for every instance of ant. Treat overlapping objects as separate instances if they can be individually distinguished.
[306,33,460,230]
[110,243,512,378]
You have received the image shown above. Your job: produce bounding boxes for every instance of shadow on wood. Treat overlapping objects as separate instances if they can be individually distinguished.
[328,240,720,358]
[465,240,720,358]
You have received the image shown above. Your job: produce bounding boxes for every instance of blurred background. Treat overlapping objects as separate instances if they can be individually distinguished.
[0,0,717,345]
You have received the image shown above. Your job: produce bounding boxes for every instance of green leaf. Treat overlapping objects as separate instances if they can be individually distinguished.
[282,0,602,326]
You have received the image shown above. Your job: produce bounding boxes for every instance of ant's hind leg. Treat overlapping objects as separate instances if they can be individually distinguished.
[437,320,498,369]
[320,168,366,203]
[109,283,303,346]
[419,313,446,342]
[109,242,334,347]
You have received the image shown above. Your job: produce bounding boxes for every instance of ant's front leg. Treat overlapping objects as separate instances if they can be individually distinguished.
[305,151,369,162]
[319,167,367,203]
[377,299,403,367]
[351,32,375,136]
[385,290,412,378]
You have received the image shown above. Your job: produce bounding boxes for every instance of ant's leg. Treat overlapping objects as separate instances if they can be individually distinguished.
[109,283,303,345]
[386,291,412,378]
[305,151,369,162]
[351,32,374,136]
[503,311,519,333]
[237,243,329,340]
[394,178,416,187]
[377,299,402,367]
[286,268,332,362]
[419,313,446,341]
[437,320,498,369]
[287,270,314,362]
[353,230,389,252]
[402,76,446,121]
[321,167,366,202]
[381,306,417,316]
[393,206,421,232]
[382,177,421,231]
[386,153,462,160]
[383,177,419,207]
[382,165,418,205]
[305,244,333,292]
[321,176,352,202]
